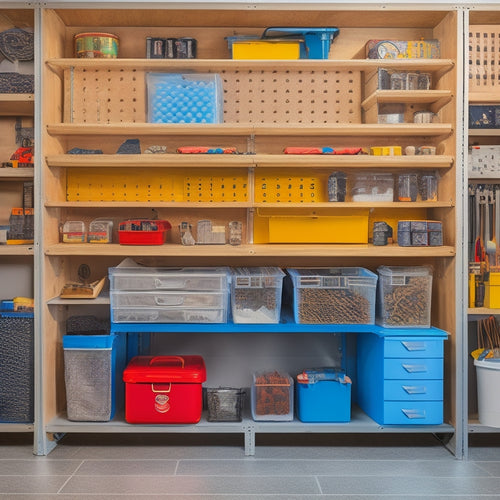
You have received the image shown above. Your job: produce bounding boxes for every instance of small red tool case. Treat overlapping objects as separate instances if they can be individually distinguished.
[123,355,206,424]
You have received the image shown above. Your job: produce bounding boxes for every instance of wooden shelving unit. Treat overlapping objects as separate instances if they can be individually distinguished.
[37,5,460,456]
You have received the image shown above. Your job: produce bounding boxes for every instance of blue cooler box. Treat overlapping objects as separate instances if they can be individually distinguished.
[296,368,352,422]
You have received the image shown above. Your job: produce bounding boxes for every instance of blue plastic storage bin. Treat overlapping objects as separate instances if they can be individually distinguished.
[296,368,351,422]
[262,27,339,59]
[147,73,223,124]
[63,334,126,421]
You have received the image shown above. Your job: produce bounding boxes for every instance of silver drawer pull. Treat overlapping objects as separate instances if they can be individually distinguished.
[402,363,427,373]
[402,385,427,395]
[402,408,426,419]
[401,341,426,351]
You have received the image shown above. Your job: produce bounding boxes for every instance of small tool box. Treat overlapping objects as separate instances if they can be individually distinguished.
[296,368,352,422]
[118,219,171,245]
[123,355,206,424]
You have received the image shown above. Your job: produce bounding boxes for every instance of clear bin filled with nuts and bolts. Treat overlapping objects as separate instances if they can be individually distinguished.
[376,265,433,328]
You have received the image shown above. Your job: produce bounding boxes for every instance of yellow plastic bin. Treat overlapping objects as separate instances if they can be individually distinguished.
[474,358,500,427]
[232,40,301,60]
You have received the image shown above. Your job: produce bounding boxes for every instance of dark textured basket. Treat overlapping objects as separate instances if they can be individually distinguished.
[0,73,34,93]
[206,388,244,422]
[0,316,34,423]
[0,28,34,61]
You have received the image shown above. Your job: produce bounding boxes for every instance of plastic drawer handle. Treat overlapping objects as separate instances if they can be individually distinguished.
[401,341,426,351]
[402,363,427,373]
[402,385,427,395]
[402,408,426,419]
[154,296,182,306]
[154,278,186,289]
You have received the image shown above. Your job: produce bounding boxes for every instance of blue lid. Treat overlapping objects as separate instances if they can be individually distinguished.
[297,368,351,385]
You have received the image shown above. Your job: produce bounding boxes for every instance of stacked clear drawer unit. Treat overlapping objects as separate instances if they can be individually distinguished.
[109,261,231,323]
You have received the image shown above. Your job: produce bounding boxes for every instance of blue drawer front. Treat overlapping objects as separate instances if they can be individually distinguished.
[383,338,443,358]
[383,357,443,379]
[381,401,443,425]
[384,379,443,401]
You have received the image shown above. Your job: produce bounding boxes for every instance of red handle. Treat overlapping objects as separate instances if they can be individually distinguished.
[149,356,185,368]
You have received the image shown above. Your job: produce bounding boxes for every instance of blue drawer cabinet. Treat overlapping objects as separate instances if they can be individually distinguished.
[357,333,445,425]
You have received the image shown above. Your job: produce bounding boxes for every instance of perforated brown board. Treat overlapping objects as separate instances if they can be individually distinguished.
[221,69,361,124]
[65,67,361,124]
[64,68,146,123]
[469,26,500,92]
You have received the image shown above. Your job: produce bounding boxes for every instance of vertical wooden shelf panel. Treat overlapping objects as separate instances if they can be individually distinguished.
[38,5,459,456]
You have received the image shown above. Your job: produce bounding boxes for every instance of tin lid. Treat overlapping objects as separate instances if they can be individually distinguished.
[74,32,119,40]
[123,355,206,383]
[297,368,351,385]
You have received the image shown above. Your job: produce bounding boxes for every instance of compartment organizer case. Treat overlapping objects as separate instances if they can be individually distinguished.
[123,355,206,424]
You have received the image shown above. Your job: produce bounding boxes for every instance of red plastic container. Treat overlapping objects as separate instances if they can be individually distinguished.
[123,355,206,424]
[118,219,172,245]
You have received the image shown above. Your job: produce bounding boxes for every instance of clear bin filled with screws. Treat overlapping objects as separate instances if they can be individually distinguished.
[286,267,377,324]
[376,265,433,328]
[230,267,285,323]
[206,387,245,422]
[251,371,293,421]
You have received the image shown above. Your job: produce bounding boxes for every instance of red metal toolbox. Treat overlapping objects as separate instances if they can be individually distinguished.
[123,355,206,424]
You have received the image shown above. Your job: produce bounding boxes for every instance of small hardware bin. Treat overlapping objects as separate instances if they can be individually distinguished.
[62,220,86,243]
[109,259,230,323]
[123,355,206,424]
[286,267,378,324]
[147,73,223,124]
[230,267,285,323]
[206,387,245,422]
[251,370,293,421]
[63,334,126,422]
[296,368,352,422]
[0,306,34,423]
[376,266,433,328]
[118,219,172,245]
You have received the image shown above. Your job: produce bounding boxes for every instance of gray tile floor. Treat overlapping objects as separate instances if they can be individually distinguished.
[1,433,500,499]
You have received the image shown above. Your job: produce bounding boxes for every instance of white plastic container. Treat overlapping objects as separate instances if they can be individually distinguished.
[474,358,500,427]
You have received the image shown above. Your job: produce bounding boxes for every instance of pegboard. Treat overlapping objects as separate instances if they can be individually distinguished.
[64,67,362,124]
[64,68,146,123]
[254,171,326,203]
[66,168,248,202]
[221,69,361,124]
[469,26,500,92]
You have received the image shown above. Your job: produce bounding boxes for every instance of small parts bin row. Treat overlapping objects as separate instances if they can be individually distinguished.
[109,260,434,328]
[63,339,444,427]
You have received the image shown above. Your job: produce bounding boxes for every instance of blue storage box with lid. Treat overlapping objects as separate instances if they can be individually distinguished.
[261,27,340,59]
[63,334,126,422]
[296,368,352,422]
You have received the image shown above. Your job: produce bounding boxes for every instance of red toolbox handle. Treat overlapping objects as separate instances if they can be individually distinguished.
[149,355,185,368]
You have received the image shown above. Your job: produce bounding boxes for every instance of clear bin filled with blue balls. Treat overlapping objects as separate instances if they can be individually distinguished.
[147,73,223,124]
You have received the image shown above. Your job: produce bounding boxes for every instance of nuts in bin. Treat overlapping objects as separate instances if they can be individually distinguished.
[254,371,291,416]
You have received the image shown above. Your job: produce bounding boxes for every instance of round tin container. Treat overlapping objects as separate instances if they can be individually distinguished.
[74,32,119,58]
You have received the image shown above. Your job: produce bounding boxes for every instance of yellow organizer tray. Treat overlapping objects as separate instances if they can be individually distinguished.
[67,168,249,202]
[232,40,301,60]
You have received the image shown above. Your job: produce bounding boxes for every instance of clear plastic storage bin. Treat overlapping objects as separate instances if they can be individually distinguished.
[230,267,285,323]
[376,265,433,328]
[286,267,377,324]
[251,371,293,421]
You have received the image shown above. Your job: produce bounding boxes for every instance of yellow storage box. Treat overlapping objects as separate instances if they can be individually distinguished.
[232,40,301,60]
[485,272,500,308]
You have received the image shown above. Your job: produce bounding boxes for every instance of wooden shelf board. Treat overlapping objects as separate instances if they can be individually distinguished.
[46,58,455,74]
[0,245,34,255]
[46,153,454,169]
[469,92,500,104]
[46,123,453,138]
[45,243,455,258]
[45,201,251,208]
[469,129,500,137]
[254,201,453,209]
[0,168,34,179]
[0,94,34,117]
[362,90,453,112]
